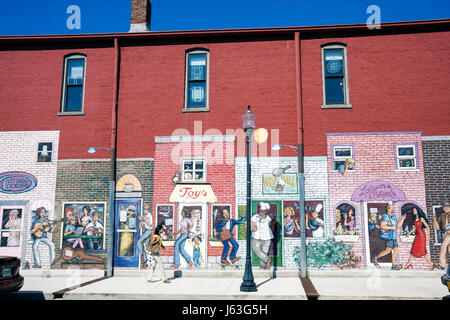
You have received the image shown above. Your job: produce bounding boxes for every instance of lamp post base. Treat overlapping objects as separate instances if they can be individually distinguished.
[240,281,257,292]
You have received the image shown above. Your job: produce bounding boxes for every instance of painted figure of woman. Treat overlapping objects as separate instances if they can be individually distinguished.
[146,224,171,283]
[404,206,437,270]
[171,210,194,269]
[283,206,300,237]
[5,210,21,246]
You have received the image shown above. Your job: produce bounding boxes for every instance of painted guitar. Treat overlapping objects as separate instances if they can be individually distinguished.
[60,245,104,264]
[30,218,64,238]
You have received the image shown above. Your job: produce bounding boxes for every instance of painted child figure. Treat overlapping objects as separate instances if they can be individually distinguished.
[192,235,202,268]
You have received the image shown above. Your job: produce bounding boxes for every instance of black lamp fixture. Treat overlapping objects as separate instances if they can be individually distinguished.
[240,105,257,292]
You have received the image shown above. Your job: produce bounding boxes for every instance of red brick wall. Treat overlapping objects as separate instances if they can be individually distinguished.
[0,43,114,159]
[116,37,297,159]
[301,30,450,156]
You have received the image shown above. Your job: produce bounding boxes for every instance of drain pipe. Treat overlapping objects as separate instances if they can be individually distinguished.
[106,37,119,278]
[295,31,307,278]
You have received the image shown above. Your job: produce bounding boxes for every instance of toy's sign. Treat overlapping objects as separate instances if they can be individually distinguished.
[169,184,217,203]
[0,172,37,194]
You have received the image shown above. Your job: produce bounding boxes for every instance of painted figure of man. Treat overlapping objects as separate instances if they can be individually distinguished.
[371,203,406,270]
[30,207,58,268]
[137,204,153,264]
[251,202,274,270]
[307,204,324,238]
[83,212,104,250]
[216,208,244,265]
[432,201,450,270]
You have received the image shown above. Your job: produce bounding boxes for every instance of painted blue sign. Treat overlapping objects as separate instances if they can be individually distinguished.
[0,172,37,194]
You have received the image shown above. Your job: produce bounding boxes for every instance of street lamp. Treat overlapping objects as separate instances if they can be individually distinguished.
[87,146,115,278]
[272,143,307,278]
[240,105,257,292]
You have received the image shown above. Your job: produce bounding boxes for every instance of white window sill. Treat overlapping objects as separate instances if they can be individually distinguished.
[394,168,420,172]
[58,111,85,116]
[182,107,210,113]
[321,104,352,109]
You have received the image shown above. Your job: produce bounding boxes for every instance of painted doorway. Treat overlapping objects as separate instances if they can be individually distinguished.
[0,206,25,258]
[365,202,392,265]
[177,203,207,268]
[114,199,142,267]
[251,200,283,267]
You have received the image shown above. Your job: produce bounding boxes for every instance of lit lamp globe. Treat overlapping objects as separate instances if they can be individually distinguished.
[254,128,268,144]
[242,105,256,133]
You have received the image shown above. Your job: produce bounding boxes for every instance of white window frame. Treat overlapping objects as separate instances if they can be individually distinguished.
[59,54,87,115]
[183,49,210,112]
[181,158,207,183]
[321,44,351,109]
[432,205,445,246]
[395,144,417,170]
[332,145,354,171]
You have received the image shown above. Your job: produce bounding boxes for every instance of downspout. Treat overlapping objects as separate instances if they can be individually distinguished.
[295,31,307,278]
[106,37,119,277]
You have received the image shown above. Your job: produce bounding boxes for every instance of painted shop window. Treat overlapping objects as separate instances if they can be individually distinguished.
[117,203,137,257]
[184,49,209,111]
[334,203,357,235]
[61,54,86,113]
[400,203,421,239]
[211,204,232,241]
[182,159,206,182]
[156,204,175,241]
[432,205,446,245]
[321,43,351,108]
[332,145,354,172]
[0,208,23,247]
[61,203,106,252]
[395,144,417,169]
[37,142,53,163]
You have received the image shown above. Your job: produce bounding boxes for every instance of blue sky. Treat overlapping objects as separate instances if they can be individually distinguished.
[0,0,449,36]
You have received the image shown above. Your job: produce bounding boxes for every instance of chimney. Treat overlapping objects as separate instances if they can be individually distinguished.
[129,0,152,32]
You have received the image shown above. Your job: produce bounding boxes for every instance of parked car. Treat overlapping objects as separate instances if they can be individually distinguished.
[0,256,24,293]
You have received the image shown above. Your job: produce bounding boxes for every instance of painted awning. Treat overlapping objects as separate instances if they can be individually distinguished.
[351,180,406,202]
[169,183,218,203]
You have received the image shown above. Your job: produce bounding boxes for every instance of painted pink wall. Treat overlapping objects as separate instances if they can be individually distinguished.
[327,132,430,270]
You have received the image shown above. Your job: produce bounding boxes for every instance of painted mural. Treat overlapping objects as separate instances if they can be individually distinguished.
[61,202,106,252]
[30,206,59,268]
[156,204,174,241]
[211,204,232,241]
[1,208,23,247]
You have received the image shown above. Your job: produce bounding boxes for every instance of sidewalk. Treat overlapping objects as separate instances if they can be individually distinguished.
[7,267,449,300]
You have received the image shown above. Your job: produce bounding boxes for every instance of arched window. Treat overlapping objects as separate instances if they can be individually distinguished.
[334,203,356,235]
[400,203,425,237]
[60,53,86,114]
[321,43,351,109]
[184,48,209,112]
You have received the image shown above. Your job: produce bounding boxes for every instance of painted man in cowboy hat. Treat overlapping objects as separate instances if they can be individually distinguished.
[432,201,450,270]
[251,202,274,270]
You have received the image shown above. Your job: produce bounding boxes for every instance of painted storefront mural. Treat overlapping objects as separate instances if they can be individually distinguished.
[156,204,174,241]
[211,204,232,241]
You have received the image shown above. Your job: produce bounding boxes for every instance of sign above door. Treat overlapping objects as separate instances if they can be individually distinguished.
[169,183,217,203]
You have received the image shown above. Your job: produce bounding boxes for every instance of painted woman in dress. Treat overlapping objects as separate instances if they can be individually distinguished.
[404,206,437,270]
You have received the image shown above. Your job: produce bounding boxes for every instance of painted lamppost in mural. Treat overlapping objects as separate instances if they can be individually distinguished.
[240,105,257,292]
[87,146,116,277]
[272,143,307,278]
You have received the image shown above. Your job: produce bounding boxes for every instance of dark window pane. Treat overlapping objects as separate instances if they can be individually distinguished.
[325,77,345,104]
[65,85,83,111]
[67,59,84,85]
[189,54,206,81]
[188,82,206,107]
[400,159,415,168]
[335,148,351,157]
[398,147,414,156]
[195,161,204,170]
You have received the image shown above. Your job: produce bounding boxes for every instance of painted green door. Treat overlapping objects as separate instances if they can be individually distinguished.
[251,200,283,267]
